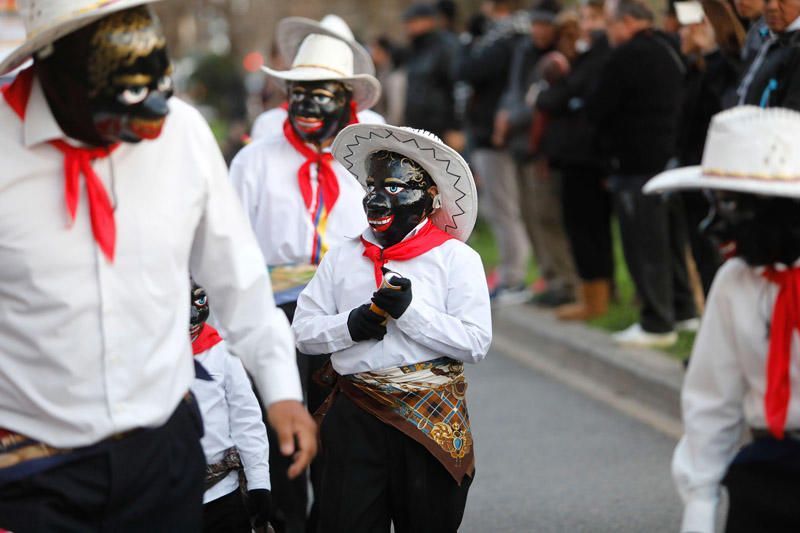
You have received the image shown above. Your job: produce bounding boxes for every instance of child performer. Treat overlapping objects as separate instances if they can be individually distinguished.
[190,282,272,533]
[644,106,800,533]
[293,124,492,532]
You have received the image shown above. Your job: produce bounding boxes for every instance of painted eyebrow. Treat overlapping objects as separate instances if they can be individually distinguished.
[310,89,335,97]
[113,74,153,85]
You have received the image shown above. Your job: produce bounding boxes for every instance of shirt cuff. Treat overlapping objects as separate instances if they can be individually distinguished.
[681,495,718,533]
[245,470,271,491]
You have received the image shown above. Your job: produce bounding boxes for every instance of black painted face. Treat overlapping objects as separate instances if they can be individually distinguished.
[288,80,352,144]
[36,6,172,146]
[190,282,210,340]
[364,151,438,248]
[701,191,800,266]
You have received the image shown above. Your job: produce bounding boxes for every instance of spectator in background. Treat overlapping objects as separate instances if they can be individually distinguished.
[370,35,407,125]
[588,0,697,348]
[676,17,736,295]
[456,0,531,304]
[536,0,614,321]
[495,0,579,308]
[736,0,767,62]
[735,0,800,107]
[403,3,461,142]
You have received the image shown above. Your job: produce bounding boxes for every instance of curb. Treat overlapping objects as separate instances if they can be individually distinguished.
[491,304,685,423]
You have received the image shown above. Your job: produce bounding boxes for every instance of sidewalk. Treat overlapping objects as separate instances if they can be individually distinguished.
[491,303,685,437]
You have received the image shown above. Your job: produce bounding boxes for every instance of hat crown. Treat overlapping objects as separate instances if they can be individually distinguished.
[319,14,355,41]
[291,34,355,77]
[702,106,800,181]
[18,0,115,37]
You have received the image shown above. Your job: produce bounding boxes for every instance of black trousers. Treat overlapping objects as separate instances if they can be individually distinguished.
[317,393,472,533]
[203,489,251,533]
[265,301,330,533]
[681,191,722,296]
[560,167,614,281]
[723,438,800,533]
[0,399,205,532]
[610,175,697,333]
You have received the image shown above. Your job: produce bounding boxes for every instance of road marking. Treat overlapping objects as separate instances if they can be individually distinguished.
[492,335,684,440]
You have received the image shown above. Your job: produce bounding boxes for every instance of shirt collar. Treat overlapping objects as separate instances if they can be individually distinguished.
[361,218,430,248]
[23,76,69,148]
[788,15,800,33]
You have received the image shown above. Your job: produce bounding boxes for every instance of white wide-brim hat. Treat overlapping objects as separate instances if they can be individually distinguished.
[262,33,380,111]
[644,106,800,198]
[332,124,478,242]
[0,0,162,75]
[277,15,375,76]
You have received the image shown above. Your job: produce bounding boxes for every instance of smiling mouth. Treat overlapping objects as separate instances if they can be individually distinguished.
[368,215,394,232]
[129,117,165,139]
[294,116,324,133]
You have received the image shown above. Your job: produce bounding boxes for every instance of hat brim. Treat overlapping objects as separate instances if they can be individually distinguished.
[644,165,800,198]
[277,17,375,76]
[0,0,162,75]
[260,65,381,111]
[332,124,478,242]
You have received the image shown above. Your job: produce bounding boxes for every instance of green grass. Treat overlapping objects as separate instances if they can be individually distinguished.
[469,219,694,361]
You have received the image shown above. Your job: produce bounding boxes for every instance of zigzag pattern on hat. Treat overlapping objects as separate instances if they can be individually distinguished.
[338,127,468,236]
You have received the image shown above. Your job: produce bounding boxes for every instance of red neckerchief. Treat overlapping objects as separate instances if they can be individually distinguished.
[761,267,800,439]
[360,219,455,287]
[281,101,359,226]
[2,67,119,262]
[192,323,224,355]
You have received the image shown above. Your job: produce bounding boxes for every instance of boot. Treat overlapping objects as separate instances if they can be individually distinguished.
[556,279,610,321]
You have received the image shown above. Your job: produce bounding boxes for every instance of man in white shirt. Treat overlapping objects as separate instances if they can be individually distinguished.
[190,282,272,533]
[229,18,382,532]
[293,124,492,532]
[644,106,800,533]
[0,2,314,530]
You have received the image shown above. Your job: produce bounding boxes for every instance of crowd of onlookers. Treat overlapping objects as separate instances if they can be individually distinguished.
[362,0,800,349]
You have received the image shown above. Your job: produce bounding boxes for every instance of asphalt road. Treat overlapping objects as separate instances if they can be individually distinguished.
[460,350,683,533]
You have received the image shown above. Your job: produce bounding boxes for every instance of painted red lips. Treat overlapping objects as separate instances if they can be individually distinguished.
[129,117,166,139]
[368,215,394,232]
[294,116,324,133]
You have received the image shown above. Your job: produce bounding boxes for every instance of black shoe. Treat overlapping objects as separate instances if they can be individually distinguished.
[529,287,575,308]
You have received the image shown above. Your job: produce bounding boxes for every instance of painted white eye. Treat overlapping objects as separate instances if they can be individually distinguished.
[118,86,149,105]
[157,75,173,92]
[313,94,332,105]
[195,296,207,306]
[290,91,304,103]
[386,185,403,195]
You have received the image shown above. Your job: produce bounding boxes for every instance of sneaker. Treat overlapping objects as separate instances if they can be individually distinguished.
[612,323,678,348]
[528,287,575,308]
[490,284,532,306]
[676,317,700,333]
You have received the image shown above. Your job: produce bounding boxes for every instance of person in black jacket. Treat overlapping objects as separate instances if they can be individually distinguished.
[456,1,533,304]
[536,0,613,321]
[588,0,697,348]
[403,3,460,139]
[735,0,800,108]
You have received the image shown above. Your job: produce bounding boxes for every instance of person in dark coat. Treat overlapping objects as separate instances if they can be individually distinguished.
[403,3,460,139]
[588,0,697,348]
[735,0,800,108]
[536,0,614,321]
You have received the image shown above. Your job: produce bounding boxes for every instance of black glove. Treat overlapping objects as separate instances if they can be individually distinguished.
[247,488,272,528]
[371,277,412,319]
[347,304,387,342]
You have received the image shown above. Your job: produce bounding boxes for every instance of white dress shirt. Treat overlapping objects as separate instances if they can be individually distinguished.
[192,340,270,504]
[228,135,368,267]
[250,106,385,141]
[0,75,301,448]
[292,224,493,374]
[673,258,800,533]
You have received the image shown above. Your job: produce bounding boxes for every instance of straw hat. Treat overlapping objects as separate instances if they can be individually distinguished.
[277,15,375,76]
[644,106,800,199]
[332,124,478,242]
[262,33,381,111]
[0,0,162,75]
